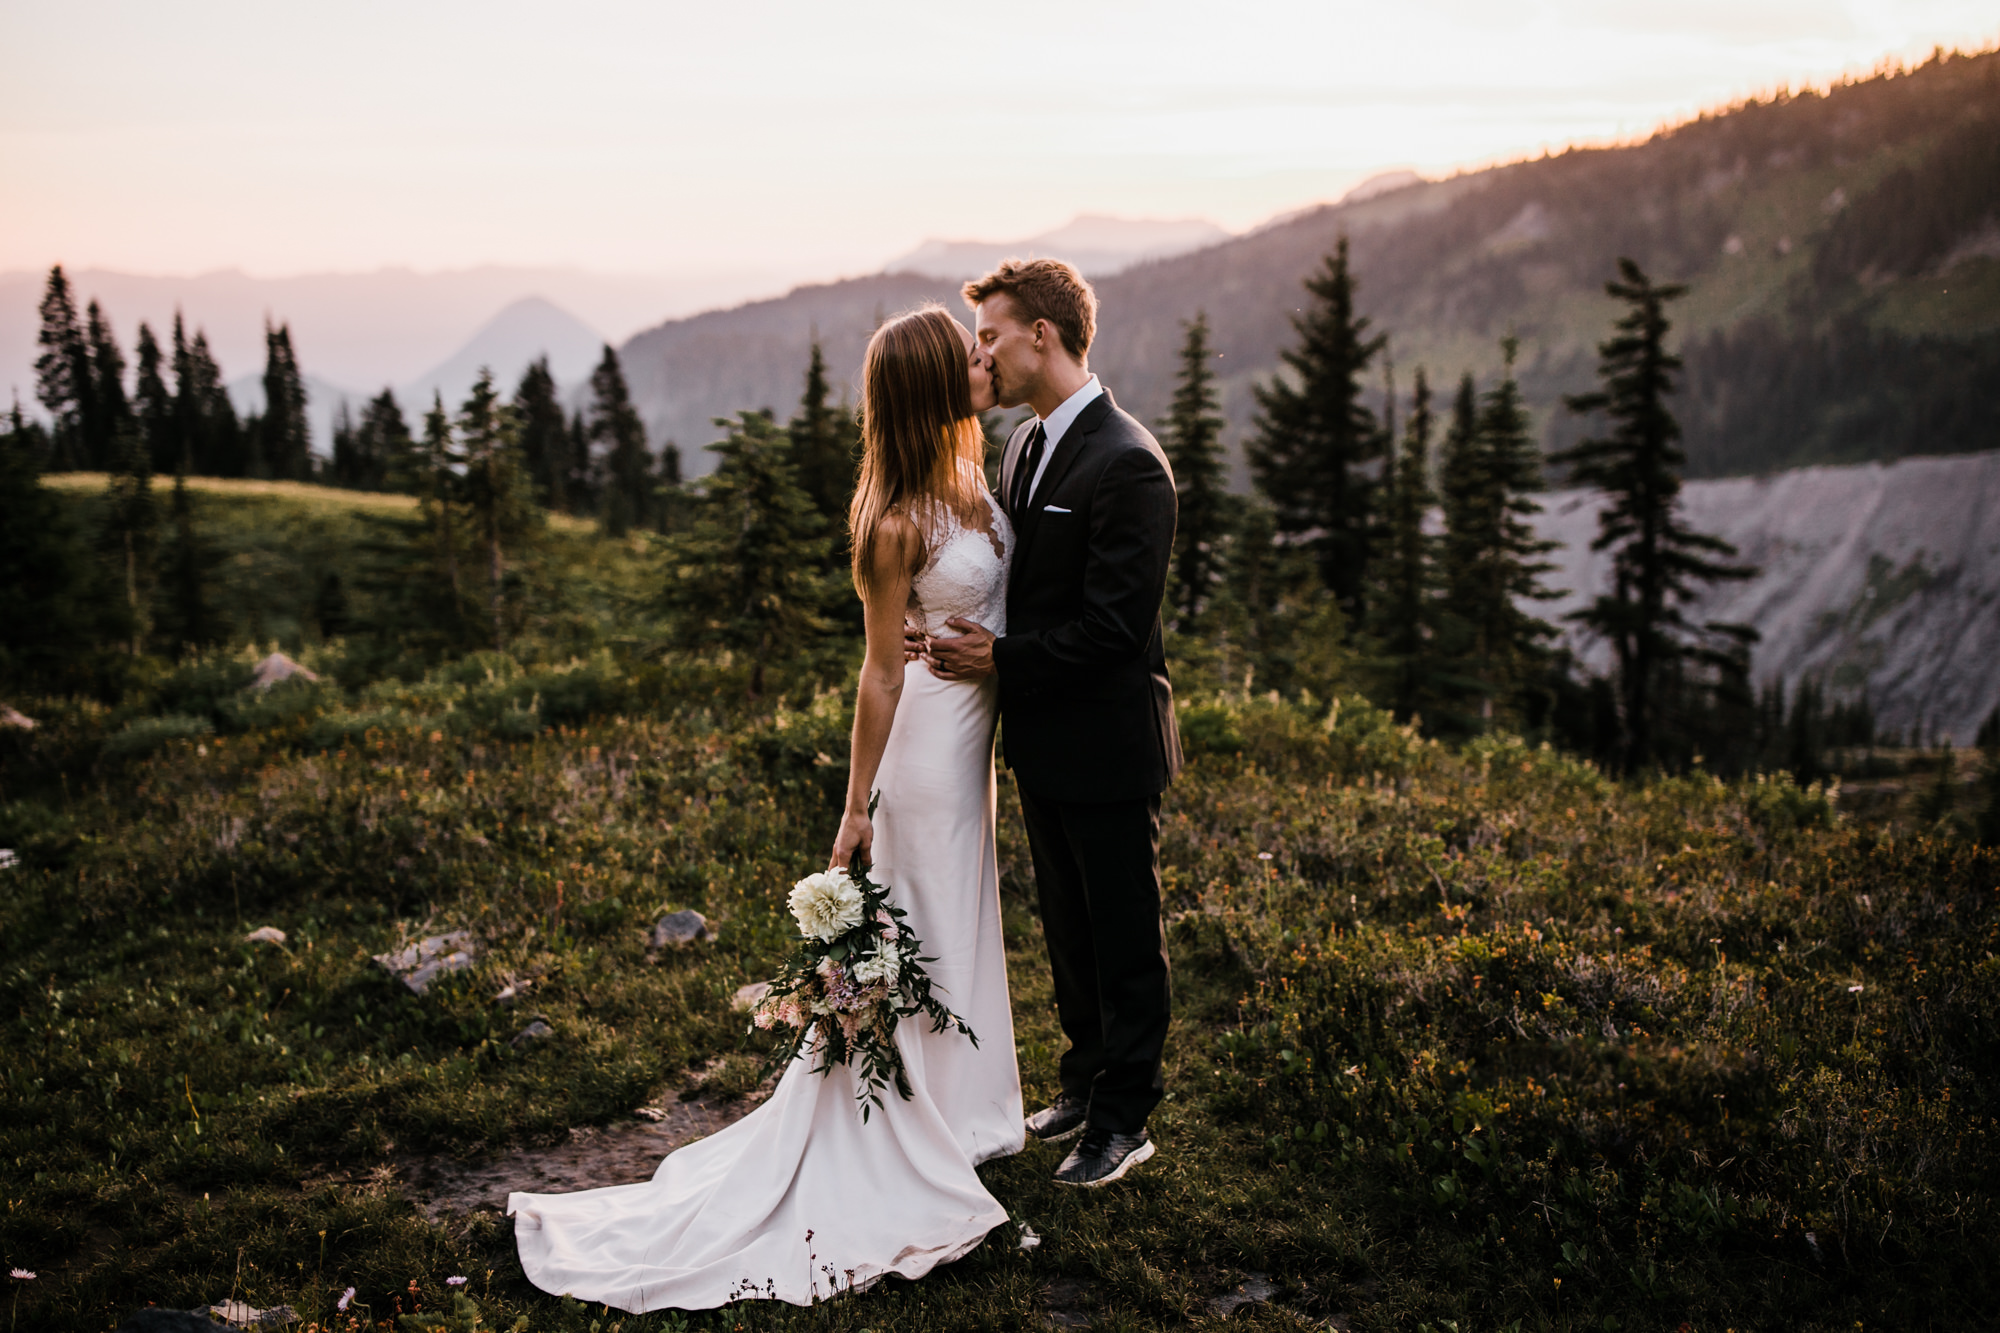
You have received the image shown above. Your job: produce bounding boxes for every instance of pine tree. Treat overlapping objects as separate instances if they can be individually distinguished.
[0,402,86,682]
[359,390,414,493]
[1555,259,1756,771]
[1434,346,1562,731]
[1370,366,1443,723]
[1163,312,1229,627]
[101,421,157,654]
[662,410,835,696]
[589,345,651,537]
[788,342,860,536]
[457,370,538,650]
[34,266,92,472]
[84,302,133,471]
[417,393,465,621]
[565,411,595,515]
[513,357,570,511]
[1247,238,1387,622]
[172,318,242,476]
[330,403,360,488]
[157,462,224,656]
[133,323,175,474]
[258,321,311,480]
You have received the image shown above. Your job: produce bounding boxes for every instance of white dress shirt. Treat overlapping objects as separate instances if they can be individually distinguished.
[1022,374,1103,506]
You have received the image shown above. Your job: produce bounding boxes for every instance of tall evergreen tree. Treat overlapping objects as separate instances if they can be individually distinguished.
[1555,259,1755,771]
[329,403,361,488]
[1370,366,1444,723]
[0,402,86,683]
[358,390,414,493]
[101,422,156,654]
[84,302,133,470]
[1163,311,1229,627]
[565,411,595,516]
[133,322,175,473]
[1247,238,1387,622]
[172,318,241,476]
[787,342,859,533]
[458,370,538,650]
[157,462,224,657]
[589,345,651,537]
[34,266,93,471]
[417,392,465,619]
[513,357,570,511]
[258,320,311,480]
[662,410,835,696]
[1435,346,1562,730]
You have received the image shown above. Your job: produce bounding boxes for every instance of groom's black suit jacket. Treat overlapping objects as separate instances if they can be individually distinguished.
[992,389,1183,804]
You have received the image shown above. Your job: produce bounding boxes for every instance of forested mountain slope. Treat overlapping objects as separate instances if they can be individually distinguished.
[621,48,2000,481]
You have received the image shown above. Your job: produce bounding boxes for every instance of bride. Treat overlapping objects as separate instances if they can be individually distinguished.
[508,305,1023,1311]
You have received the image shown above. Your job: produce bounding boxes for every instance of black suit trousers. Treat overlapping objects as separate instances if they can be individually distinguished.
[1017,785,1170,1135]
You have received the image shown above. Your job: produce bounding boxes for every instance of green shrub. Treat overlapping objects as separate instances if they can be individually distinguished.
[101,711,212,758]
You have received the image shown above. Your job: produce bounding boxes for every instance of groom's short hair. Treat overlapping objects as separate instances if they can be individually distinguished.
[963,259,1097,360]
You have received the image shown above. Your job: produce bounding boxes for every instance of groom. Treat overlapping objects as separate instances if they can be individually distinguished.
[923,258,1182,1187]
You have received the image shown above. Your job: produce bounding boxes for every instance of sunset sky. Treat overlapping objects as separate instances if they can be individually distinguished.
[2,0,1995,284]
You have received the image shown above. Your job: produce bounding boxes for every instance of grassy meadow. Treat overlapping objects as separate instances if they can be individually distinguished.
[2,482,1996,1333]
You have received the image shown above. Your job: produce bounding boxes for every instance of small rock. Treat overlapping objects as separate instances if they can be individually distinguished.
[208,1298,299,1328]
[651,910,710,949]
[243,926,287,946]
[731,981,771,1012]
[249,652,319,691]
[512,1017,556,1047]
[374,931,477,995]
[114,1310,223,1333]
[1209,1272,1279,1319]
[1018,1222,1041,1250]
[495,979,533,1004]
[633,1106,668,1122]
[0,705,34,730]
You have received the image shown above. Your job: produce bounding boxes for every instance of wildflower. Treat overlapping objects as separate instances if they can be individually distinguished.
[0,850,17,871]
[1257,851,1273,860]
[1848,983,1864,993]
[445,1276,467,1287]
[9,1270,33,1280]
[337,1288,354,1311]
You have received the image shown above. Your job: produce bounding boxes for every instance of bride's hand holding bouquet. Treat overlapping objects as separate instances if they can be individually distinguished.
[748,799,975,1117]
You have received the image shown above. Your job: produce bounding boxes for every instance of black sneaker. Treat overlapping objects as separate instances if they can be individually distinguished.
[1024,1093,1089,1143]
[1053,1126,1155,1187]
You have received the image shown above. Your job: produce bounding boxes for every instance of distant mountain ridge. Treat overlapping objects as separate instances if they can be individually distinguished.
[616,48,2000,481]
[886,215,1231,280]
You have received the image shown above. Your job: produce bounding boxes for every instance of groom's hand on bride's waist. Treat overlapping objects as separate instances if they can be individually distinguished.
[925,617,997,681]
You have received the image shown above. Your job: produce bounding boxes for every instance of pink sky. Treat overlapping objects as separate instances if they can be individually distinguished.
[2,0,1995,283]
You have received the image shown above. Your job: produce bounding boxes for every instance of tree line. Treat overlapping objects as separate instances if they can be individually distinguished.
[1157,242,1766,776]
[2,254,1977,784]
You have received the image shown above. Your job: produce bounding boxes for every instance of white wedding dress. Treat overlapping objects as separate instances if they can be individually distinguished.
[510,485,1023,1311]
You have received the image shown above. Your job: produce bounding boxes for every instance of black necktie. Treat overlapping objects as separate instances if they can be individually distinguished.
[1011,422,1047,519]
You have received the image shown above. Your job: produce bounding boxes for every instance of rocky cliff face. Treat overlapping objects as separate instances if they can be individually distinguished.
[1536,450,2000,744]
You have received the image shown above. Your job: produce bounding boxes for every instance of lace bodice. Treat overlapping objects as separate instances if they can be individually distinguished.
[908,486,1013,638]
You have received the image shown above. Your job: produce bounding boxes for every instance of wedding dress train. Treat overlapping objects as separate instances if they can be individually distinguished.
[510,488,1022,1311]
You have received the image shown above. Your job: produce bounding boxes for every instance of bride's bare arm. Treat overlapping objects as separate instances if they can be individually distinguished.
[830,512,923,869]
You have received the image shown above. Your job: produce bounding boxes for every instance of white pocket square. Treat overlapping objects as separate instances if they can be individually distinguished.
[1043,505,1072,513]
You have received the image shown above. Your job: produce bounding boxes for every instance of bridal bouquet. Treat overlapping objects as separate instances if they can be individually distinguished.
[750,858,976,1116]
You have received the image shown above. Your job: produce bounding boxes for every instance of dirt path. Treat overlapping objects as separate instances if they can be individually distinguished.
[399,1095,758,1221]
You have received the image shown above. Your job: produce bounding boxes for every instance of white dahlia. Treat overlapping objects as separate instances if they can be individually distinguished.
[789,869,866,942]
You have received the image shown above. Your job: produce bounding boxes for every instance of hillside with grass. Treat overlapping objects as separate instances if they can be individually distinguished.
[619,48,2000,482]
[4,470,1999,1333]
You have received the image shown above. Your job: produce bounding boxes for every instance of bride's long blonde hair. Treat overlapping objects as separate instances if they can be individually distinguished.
[848,305,986,595]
